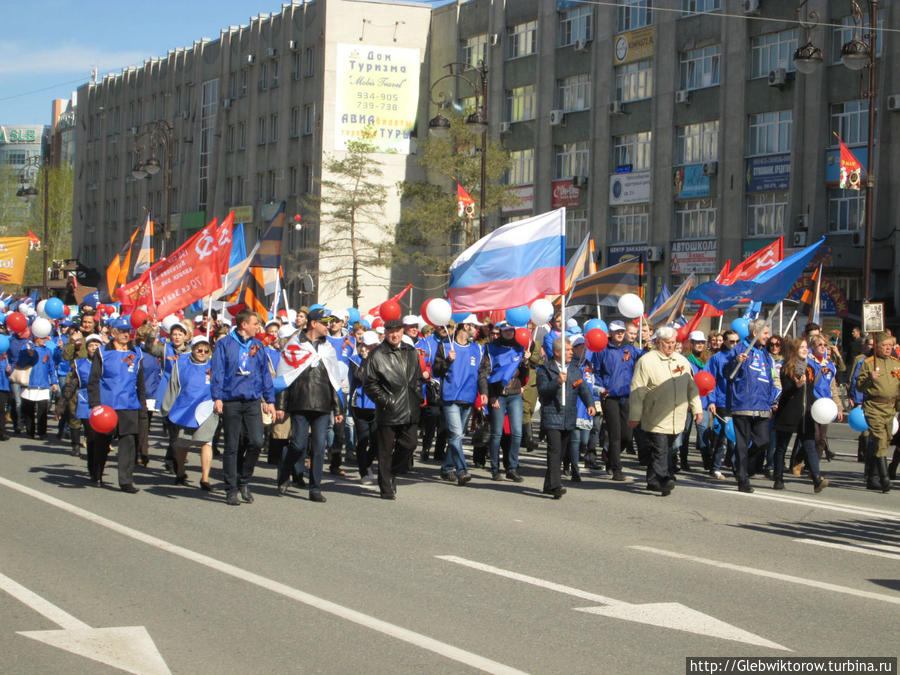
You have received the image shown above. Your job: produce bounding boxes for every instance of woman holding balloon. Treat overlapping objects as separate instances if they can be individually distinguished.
[15,318,59,440]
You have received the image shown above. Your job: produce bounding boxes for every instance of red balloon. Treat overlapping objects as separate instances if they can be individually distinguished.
[105,305,115,316]
[420,299,434,326]
[380,299,402,321]
[96,304,105,314]
[63,305,70,317]
[130,309,148,329]
[514,327,531,349]
[694,371,716,397]
[6,312,27,333]
[371,317,384,329]
[89,405,118,434]
[586,328,608,352]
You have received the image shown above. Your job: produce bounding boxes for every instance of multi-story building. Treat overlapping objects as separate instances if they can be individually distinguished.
[1,124,48,180]
[50,94,78,167]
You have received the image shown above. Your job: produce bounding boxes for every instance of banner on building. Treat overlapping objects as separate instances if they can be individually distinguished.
[0,237,30,285]
[670,239,717,275]
[609,171,650,205]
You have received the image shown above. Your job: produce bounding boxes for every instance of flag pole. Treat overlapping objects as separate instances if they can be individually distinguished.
[559,208,567,406]
[206,294,212,339]
[148,269,157,320]
[783,309,800,336]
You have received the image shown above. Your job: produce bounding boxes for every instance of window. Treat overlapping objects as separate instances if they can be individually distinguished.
[235,175,244,204]
[558,74,591,112]
[290,107,300,137]
[257,116,266,145]
[229,72,237,98]
[506,85,535,122]
[198,79,217,212]
[463,34,488,67]
[507,21,537,59]
[567,209,589,244]
[304,104,315,135]
[304,47,316,76]
[674,198,716,239]
[617,0,651,33]
[292,51,301,80]
[258,63,268,91]
[613,131,651,171]
[831,10,885,64]
[304,164,314,194]
[269,113,278,142]
[675,121,718,164]
[828,189,865,232]
[559,6,592,46]
[267,170,276,201]
[271,59,279,87]
[227,125,235,152]
[506,149,534,186]
[681,45,720,90]
[615,60,653,102]
[555,141,590,179]
[240,70,248,96]
[746,191,787,237]
[747,111,792,156]
[681,0,720,14]
[238,121,246,150]
[830,100,869,146]
[750,30,799,78]
[609,204,649,244]
[289,166,298,195]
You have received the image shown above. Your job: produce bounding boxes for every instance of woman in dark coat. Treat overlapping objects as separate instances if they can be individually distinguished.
[772,337,828,493]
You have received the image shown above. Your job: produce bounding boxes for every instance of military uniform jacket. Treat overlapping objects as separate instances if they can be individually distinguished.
[856,355,900,416]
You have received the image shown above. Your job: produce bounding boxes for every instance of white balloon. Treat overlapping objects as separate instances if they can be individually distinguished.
[286,309,297,323]
[425,298,452,326]
[22,305,35,317]
[31,317,52,338]
[0,302,6,312]
[810,397,838,425]
[617,293,644,319]
[530,298,554,326]
[194,399,215,425]
[37,300,48,318]
[893,416,899,437]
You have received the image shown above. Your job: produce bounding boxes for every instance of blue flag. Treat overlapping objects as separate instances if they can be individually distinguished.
[688,238,825,311]
[648,284,671,317]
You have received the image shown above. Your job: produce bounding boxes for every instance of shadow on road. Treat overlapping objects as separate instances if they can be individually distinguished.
[732,516,900,549]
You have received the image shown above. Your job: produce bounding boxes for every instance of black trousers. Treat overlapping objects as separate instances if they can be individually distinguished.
[645,431,677,487]
[221,400,264,494]
[138,410,153,460]
[601,397,631,472]
[21,398,49,438]
[421,405,447,459]
[376,423,417,495]
[732,414,769,486]
[544,428,571,492]
[90,429,137,487]
[353,407,377,477]
[0,391,8,438]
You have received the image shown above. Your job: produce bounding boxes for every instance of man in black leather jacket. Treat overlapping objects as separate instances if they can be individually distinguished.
[275,308,344,503]
[362,318,425,499]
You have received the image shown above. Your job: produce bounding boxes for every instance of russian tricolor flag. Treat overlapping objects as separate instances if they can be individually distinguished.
[448,208,566,312]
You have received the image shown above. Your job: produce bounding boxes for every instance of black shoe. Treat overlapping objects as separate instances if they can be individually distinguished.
[738,483,754,493]
[120,484,140,494]
[491,471,502,481]
[773,479,785,490]
[226,491,241,506]
[763,468,772,479]
[681,460,692,472]
[309,492,326,503]
[70,446,80,456]
[174,474,188,485]
[440,472,455,482]
[813,476,829,493]
[570,473,582,483]
[825,449,836,462]
[200,481,213,492]
[277,480,290,495]
[421,451,430,462]
[457,472,471,486]
[0,434,9,441]
[542,486,566,499]
[611,471,626,482]
[90,478,102,488]
[139,454,149,467]
[660,478,675,496]
[163,459,176,474]
[506,470,524,483]
[380,491,396,500]
[239,485,254,503]
[293,476,307,488]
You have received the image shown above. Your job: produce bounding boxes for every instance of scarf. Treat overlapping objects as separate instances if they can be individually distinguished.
[687,353,706,369]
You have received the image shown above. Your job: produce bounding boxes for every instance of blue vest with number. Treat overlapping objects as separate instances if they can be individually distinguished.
[74,357,93,419]
[167,353,212,429]
[98,346,143,410]
[441,341,483,403]
[486,342,525,387]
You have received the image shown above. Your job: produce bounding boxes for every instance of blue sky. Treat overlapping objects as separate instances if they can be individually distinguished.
[0,0,295,125]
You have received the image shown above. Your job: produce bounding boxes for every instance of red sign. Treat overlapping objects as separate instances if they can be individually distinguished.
[551,180,581,209]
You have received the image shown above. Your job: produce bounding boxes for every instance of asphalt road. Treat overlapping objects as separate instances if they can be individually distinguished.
[1,422,897,674]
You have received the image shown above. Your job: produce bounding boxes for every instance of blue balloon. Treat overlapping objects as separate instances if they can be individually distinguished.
[505,305,530,327]
[347,307,361,325]
[584,318,608,334]
[848,406,869,432]
[44,297,65,320]
[730,318,750,340]
[725,418,736,443]
[361,318,371,329]
[0,334,9,354]
[83,291,100,308]
[451,312,469,323]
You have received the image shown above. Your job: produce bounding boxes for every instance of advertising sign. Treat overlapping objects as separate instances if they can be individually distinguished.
[670,239,717,275]
[552,180,582,209]
[607,245,645,265]
[609,172,650,205]
[502,185,534,213]
[334,44,421,154]
[673,164,710,200]
[787,274,850,318]
[0,237,30,285]
[613,27,655,65]
[745,155,790,192]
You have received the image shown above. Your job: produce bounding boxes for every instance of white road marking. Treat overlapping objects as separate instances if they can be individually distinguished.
[794,538,900,560]
[0,476,526,675]
[437,555,788,650]
[631,545,900,606]
[0,571,170,675]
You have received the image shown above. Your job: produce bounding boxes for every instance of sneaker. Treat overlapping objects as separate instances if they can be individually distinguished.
[660,478,675,496]
[226,491,241,506]
[712,470,726,480]
[360,474,374,485]
[506,470,524,483]
[440,472,455,482]
[491,471,503,481]
[457,472,471,486]
[611,471,626,482]
[738,483,754,493]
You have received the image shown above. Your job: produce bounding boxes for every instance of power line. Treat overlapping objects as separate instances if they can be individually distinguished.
[0,77,88,103]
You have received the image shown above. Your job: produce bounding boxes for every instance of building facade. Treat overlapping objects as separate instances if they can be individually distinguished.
[1,124,48,181]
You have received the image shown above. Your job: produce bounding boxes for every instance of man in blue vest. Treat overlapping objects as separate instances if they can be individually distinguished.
[210,309,275,506]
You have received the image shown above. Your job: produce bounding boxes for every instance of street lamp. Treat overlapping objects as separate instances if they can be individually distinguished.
[16,156,50,296]
[428,60,489,240]
[794,0,879,300]
[131,121,175,256]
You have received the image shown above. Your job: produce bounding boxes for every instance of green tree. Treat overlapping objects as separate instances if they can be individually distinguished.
[395,110,517,289]
[301,136,391,309]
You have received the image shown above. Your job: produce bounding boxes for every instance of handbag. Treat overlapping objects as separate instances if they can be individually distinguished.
[10,367,32,387]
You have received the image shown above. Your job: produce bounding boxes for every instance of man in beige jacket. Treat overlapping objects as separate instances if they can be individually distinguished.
[628,326,703,496]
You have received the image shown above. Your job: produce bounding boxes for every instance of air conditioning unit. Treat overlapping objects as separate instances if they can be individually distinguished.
[267,47,277,58]
[645,246,664,262]
[702,161,718,176]
[499,121,511,134]
[549,109,565,126]
[246,54,256,65]
[887,94,900,111]
[796,214,809,229]
[223,98,233,109]
[609,100,624,115]
[572,175,588,188]
[574,39,588,52]
[768,68,787,87]
[490,33,500,47]
[675,89,691,104]
[288,40,298,51]
[744,0,760,15]
[851,231,864,247]
[792,231,807,247]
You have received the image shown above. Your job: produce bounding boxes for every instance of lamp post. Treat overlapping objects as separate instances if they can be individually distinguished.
[16,156,49,296]
[794,0,878,301]
[132,121,175,257]
[427,60,489,241]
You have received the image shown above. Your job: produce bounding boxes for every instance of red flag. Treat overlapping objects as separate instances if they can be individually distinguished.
[368,283,413,317]
[118,218,223,318]
[215,211,235,276]
[457,184,475,218]
[836,133,863,190]
[724,237,783,284]
[27,230,41,251]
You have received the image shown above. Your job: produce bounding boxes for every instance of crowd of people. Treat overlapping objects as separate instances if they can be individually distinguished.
[1,299,897,504]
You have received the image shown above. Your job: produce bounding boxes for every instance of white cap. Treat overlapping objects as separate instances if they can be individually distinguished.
[566,318,580,329]
[85,334,102,345]
[220,316,232,326]
[190,335,210,347]
[375,326,385,335]
[401,335,415,346]
[265,319,281,329]
[609,320,626,332]
[169,321,187,334]
[689,330,706,342]
[361,330,380,347]
[571,335,585,347]
[277,325,296,340]
[402,314,419,326]
[461,314,482,326]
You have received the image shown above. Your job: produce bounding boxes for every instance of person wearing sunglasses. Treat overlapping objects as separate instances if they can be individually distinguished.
[161,335,217,490]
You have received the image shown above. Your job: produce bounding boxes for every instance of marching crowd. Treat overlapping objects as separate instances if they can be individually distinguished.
[1,299,897,505]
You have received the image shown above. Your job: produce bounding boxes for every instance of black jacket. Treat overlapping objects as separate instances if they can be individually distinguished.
[536,359,595,430]
[275,332,343,416]
[362,339,424,425]
[773,361,814,439]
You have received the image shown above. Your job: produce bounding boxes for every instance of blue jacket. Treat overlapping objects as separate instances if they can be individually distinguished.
[726,340,777,412]
[592,342,642,398]
[0,354,9,392]
[16,342,59,389]
[348,354,376,410]
[687,357,709,410]
[574,356,596,420]
[705,349,732,409]
[210,329,274,403]
[536,359,595,430]
[848,357,865,405]
[807,356,837,400]
[141,350,162,405]
[542,329,561,359]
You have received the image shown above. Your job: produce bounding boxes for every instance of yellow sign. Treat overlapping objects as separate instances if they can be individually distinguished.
[231,205,254,224]
[334,44,421,154]
[0,237,30,285]
[614,26,655,65]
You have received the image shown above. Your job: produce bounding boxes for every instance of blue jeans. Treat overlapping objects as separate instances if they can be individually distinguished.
[711,414,734,473]
[489,394,522,472]
[280,411,330,494]
[442,403,472,476]
[568,427,591,475]
[774,430,819,482]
